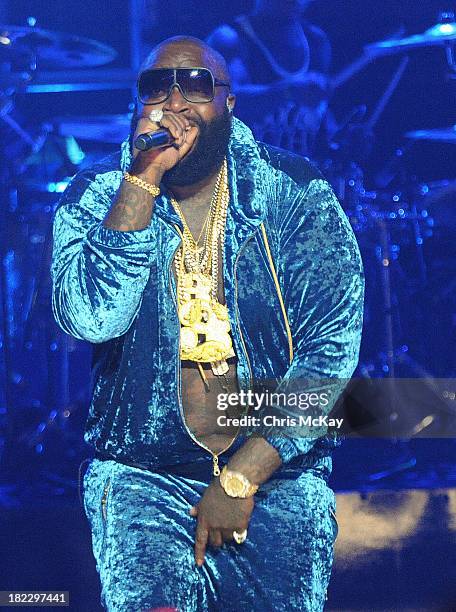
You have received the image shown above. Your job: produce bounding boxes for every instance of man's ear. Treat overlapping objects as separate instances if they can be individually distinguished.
[226,93,236,113]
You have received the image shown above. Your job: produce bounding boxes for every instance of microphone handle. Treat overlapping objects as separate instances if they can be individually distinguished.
[134,129,174,151]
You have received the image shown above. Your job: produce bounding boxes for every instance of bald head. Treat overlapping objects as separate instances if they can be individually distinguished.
[132,35,235,187]
[141,36,230,83]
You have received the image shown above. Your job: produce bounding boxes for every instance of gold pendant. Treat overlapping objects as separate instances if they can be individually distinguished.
[180,327,198,351]
[181,271,211,297]
[177,289,235,363]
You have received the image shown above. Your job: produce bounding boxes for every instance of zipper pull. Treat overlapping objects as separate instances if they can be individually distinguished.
[212,454,221,476]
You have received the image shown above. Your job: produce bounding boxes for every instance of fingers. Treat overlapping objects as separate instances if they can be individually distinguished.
[133,110,199,166]
[176,125,198,159]
[135,112,192,147]
[194,522,209,567]
[208,528,224,549]
[160,113,193,148]
[221,528,234,543]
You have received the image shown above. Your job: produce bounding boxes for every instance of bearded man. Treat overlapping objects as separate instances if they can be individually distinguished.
[51,35,364,612]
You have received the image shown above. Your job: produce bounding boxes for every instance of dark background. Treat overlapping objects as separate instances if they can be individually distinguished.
[5,0,455,180]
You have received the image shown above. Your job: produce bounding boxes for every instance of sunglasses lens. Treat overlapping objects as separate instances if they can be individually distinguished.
[137,68,214,103]
[178,69,213,102]
[138,70,173,103]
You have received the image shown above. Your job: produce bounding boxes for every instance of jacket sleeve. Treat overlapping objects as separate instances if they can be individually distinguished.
[259,177,365,463]
[51,169,156,343]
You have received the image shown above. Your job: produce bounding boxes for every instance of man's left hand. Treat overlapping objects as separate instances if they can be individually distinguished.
[189,478,254,566]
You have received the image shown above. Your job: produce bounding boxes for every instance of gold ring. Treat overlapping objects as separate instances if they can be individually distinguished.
[149,109,164,122]
[232,529,247,544]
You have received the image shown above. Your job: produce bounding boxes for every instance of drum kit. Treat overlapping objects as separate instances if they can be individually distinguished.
[0,14,455,475]
[0,22,121,476]
[322,12,456,384]
[323,13,456,451]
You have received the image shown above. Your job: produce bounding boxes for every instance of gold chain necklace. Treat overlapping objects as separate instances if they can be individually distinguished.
[171,158,234,378]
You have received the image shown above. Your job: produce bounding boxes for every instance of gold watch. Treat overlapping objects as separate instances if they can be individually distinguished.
[219,465,259,498]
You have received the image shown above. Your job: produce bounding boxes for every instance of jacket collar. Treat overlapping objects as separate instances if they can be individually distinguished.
[119,117,269,231]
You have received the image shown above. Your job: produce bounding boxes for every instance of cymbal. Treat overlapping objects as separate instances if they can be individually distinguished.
[56,114,130,144]
[0,25,117,68]
[405,126,456,144]
[365,20,456,54]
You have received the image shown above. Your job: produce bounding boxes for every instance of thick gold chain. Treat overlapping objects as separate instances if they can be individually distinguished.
[171,158,229,302]
[171,159,225,274]
[170,159,234,371]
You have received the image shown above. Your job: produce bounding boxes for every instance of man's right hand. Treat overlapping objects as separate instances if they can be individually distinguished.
[129,110,199,184]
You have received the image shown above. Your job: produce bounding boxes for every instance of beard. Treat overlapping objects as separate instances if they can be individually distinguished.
[129,105,232,187]
[164,107,232,187]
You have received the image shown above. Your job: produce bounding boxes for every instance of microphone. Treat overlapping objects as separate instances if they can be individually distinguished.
[134,129,175,151]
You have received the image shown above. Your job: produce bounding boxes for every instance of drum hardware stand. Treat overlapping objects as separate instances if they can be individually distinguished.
[352,50,430,374]
[365,56,410,134]
[355,201,454,483]
[354,215,430,483]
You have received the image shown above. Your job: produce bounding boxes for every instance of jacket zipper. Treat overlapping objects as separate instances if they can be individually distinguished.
[101,477,111,522]
[260,222,293,365]
[169,224,252,476]
[329,507,338,529]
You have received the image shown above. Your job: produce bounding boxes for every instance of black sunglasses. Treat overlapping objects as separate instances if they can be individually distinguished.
[137,67,230,104]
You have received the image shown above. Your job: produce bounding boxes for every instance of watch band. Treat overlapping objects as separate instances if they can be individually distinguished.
[219,465,259,498]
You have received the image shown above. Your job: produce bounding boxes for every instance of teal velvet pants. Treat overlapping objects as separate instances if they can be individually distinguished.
[82,458,338,612]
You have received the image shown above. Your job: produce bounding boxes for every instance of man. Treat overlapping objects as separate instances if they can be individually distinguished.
[51,36,364,612]
[207,0,332,156]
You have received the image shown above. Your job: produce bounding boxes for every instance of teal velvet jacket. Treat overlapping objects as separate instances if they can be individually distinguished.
[51,117,364,474]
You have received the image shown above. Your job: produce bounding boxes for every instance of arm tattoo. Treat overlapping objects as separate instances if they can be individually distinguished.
[103,182,155,232]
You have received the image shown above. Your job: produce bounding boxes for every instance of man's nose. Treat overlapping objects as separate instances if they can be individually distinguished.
[163,85,190,113]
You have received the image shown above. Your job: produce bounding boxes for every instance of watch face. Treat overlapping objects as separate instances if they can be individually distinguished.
[228,476,246,497]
